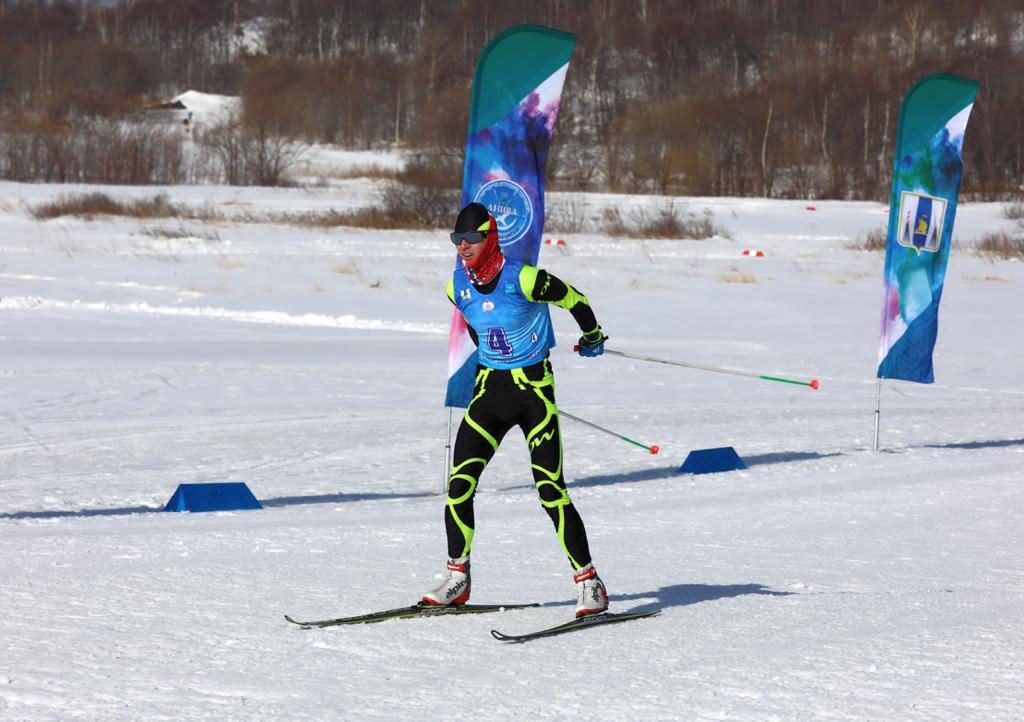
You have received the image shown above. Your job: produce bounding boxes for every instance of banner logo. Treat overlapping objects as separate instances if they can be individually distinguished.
[897,191,946,254]
[474,179,533,246]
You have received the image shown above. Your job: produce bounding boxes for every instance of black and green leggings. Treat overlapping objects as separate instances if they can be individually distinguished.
[444,358,592,570]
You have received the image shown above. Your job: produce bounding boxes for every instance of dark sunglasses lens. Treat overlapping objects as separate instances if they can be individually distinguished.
[450,231,487,245]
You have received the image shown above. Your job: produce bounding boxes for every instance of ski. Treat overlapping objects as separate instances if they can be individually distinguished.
[285,601,539,629]
[490,609,661,643]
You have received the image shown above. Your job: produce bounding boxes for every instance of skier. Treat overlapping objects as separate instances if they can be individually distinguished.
[423,202,610,617]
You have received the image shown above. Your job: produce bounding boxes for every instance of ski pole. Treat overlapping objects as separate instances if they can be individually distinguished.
[443,407,454,496]
[560,410,660,454]
[590,347,820,390]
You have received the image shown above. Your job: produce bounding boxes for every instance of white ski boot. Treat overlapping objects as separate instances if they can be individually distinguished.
[573,563,608,617]
[421,556,471,606]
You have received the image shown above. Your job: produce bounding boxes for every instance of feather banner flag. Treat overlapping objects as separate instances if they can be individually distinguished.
[877,73,978,384]
[444,25,576,408]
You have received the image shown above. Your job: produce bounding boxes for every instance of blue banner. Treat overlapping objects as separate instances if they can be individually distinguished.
[445,25,576,407]
[877,74,978,383]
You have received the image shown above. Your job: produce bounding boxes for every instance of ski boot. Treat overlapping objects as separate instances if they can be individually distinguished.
[421,556,471,606]
[573,563,608,617]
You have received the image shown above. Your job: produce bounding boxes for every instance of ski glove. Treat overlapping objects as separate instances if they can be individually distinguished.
[577,328,607,358]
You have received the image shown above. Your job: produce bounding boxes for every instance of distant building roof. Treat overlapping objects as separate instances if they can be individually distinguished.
[151,100,188,111]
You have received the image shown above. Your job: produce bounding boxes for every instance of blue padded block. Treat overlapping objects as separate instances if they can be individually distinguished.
[679,447,747,475]
[164,482,262,512]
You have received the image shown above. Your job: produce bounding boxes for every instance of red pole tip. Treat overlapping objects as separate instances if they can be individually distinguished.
[810,379,820,390]
[649,445,660,455]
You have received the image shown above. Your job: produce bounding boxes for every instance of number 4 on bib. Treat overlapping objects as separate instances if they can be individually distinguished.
[487,327,513,356]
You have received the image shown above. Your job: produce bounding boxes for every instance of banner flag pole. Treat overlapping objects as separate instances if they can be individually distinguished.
[872,379,882,452]
[442,407,454,495]
[873,73,977,452]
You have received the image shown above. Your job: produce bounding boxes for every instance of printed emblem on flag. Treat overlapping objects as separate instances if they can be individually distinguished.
[897,191,946,254]
[474,178,534,246]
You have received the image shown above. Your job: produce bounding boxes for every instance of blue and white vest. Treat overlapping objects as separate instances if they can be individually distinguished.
[452,259,555,369]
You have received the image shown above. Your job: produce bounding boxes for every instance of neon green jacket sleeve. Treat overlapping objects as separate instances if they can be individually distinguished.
[519,265,600,336]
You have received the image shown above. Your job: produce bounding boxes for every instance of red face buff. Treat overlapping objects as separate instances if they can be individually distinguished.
[463,217,504,285]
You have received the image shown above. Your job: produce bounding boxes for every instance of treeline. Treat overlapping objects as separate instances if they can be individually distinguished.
[1,0,1022,198]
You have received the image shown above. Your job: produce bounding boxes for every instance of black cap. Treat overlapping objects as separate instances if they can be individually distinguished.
[454,202,493,233]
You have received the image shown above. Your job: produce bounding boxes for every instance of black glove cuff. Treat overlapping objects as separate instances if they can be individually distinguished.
[580,327,605,345]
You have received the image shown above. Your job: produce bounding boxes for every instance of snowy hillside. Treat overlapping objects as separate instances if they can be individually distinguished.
[1,176,1022,720]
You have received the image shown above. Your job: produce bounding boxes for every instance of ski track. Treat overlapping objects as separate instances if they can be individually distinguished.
[0,296,446,335]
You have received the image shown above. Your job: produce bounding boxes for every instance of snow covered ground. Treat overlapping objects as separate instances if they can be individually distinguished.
[1,175,1023,720]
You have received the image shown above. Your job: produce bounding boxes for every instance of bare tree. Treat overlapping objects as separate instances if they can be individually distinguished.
[0,0,1020,197]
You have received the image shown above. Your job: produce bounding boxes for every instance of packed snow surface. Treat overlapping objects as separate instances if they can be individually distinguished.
[1,176,1022,720]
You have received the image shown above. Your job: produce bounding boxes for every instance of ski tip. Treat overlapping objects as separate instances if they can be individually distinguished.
[284,615,313,628]
[491,608,662,643]
[490,629,520,643]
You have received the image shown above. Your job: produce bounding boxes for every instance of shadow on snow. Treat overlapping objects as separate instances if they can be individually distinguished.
[260,490,435,507]
[8,438,1016,521]
[0,490,435,520]
[565,450,843,490]
[921,437,1024,451]
[612,582,795,613]
[540,582,795,612]
[0,504,163,520]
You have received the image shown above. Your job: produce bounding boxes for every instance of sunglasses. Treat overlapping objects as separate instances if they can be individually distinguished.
[450,230,490,246]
